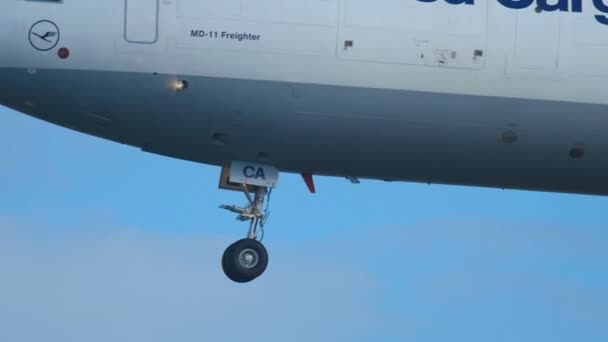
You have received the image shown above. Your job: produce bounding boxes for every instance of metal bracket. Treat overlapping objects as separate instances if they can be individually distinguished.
[220,185,270,239]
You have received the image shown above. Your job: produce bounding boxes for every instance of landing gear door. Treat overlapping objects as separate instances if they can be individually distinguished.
[228,161,279,188]
[124,0,159,44]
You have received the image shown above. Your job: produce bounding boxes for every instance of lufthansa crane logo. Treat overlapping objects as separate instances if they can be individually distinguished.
[29,20,60,51]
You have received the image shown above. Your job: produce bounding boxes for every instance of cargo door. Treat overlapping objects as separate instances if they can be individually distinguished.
[124,0,159,44]
[507,9,564,79]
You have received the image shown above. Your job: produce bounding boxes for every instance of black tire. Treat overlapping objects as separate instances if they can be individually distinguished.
[221,243,236,277]
[222,239,268,283]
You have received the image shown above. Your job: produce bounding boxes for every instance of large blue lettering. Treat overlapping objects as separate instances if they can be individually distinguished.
[496,0,534,9]
[446,0,475,4]
[536,0,569,12]
[594,0,608,25]
[416,0,474,4]
[416,0,608,26]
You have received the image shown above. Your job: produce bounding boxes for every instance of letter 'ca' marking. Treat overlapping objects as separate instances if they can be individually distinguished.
[243,166,266,180]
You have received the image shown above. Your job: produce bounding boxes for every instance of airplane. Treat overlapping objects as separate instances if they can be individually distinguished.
[2,0,608,283]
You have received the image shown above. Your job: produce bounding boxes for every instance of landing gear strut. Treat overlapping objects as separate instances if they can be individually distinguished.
[220,186,271,283]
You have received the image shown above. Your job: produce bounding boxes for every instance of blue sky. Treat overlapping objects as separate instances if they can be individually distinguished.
[1,106,607,341]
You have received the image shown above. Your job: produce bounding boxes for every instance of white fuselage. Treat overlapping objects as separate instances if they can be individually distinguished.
[2,0,608,195]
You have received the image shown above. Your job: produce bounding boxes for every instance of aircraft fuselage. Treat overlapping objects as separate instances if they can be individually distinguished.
[2,0,608,195]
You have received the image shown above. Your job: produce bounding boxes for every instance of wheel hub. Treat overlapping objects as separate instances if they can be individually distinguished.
[238,248,259,269]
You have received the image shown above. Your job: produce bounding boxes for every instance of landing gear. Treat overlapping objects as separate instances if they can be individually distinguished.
[220,185,271,283]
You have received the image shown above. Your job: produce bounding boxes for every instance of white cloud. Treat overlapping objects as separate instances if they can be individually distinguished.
[0,217,383,342]
[0,216,607,342]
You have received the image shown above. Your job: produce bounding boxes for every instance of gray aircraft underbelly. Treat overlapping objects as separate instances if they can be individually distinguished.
[1,67,607,196]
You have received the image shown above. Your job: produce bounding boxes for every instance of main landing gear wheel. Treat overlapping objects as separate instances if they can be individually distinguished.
[220,185,272,283]
[222,238,268,283]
